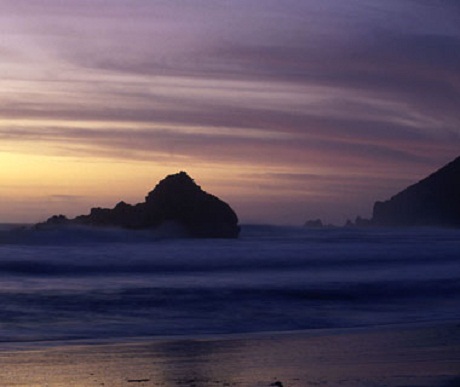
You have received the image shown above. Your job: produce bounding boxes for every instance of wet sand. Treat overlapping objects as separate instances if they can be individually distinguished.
[0,322,459,387]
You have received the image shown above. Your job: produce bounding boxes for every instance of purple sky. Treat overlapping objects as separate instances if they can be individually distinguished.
[1,1,460,225]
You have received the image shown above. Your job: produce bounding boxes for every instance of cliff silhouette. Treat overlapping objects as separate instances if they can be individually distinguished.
[372,156,460,227]
[38,172,240,238]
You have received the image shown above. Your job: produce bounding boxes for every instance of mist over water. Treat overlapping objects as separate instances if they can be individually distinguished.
[0,225,459,347]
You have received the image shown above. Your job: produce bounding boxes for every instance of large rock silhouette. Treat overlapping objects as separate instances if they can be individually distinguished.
[372,156,460,227]
[39,172,240,238]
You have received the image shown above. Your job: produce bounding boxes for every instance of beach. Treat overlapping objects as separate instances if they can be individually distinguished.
[1,322,459,387]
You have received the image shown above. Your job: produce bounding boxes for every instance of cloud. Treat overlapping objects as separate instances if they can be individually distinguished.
[49,194,84,201]
[0,115,448,173]
[1,0,460,223]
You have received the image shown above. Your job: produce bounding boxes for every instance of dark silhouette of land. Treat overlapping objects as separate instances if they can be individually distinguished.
[304,219,323,228]
[38,172,240,238]
[372,155,460,227]
[305,155,460,228]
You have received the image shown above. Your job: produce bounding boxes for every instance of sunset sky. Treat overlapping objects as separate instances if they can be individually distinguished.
[1,0,459,225]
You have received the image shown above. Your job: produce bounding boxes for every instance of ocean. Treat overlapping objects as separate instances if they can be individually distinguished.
[0,224,459,348]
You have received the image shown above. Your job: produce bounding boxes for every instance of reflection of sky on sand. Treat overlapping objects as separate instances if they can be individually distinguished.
[1,324,459,386]
[154,340,246,386]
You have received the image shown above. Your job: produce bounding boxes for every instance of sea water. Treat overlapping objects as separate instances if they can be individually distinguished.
[0,224,459,347]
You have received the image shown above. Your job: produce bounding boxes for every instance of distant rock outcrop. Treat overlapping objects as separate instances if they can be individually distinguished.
[304,219,323,228]
[38,172,240,238]
[372,156,460,227]
[344,216,372,228]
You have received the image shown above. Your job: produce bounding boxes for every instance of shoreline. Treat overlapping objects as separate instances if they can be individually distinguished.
[2,319,457,351]
[0,321,459,386]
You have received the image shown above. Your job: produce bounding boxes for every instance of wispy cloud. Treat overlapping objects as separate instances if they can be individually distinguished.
[1,0,459,223]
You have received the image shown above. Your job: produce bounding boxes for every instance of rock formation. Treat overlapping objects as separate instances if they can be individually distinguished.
[344,216,372,228]
[304,219,323,228]
[372,156,460,227]
[38,172,240,238]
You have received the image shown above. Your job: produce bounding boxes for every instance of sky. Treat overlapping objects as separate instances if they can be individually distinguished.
[0,0,459,225]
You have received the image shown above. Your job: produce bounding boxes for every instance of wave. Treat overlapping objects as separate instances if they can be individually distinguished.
[2,222,460,244]
[0,224,459,344]
[0,222,191,245]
